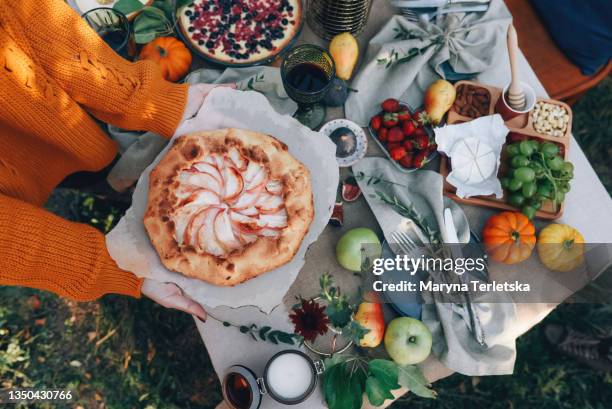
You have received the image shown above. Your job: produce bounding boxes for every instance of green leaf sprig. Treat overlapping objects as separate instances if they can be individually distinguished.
[114,0,182,44]
[318,274,369,344]
[323,355,436,409]
[206,313,302,346]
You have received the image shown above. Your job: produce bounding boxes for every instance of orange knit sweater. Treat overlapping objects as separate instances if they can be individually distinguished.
[0,0,188,301]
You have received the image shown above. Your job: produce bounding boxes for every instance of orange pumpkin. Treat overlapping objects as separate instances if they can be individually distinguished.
[482,211,536,264]
[139,37,192,82]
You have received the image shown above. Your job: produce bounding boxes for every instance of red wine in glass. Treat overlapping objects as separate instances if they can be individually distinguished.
[286,63,330,93]
[281,44,336,129]
[101,29,128,51]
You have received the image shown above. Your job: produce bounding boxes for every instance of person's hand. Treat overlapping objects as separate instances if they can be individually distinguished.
[174,83,237,138]
[141,279,207,321]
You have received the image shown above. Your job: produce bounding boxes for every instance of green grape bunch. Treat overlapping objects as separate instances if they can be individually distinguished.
[501,139,573,219]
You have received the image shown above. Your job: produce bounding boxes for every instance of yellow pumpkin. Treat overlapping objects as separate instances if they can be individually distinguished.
[537,224,585,272]
[139,37,192,82]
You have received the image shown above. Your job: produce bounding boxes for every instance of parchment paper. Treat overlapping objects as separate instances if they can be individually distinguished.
[106,88,339,312]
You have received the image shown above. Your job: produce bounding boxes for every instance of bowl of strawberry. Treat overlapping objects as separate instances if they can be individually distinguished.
[368,98,438,172]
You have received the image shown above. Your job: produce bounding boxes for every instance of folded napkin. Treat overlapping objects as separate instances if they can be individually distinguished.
[106,66,297,192]
[345,0,511,126]
[353,157,518,376]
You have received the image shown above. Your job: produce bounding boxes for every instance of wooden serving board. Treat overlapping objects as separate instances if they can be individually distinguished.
[439,80,573,220]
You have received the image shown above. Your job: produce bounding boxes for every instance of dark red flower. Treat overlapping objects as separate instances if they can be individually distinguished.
[289,299,330,342]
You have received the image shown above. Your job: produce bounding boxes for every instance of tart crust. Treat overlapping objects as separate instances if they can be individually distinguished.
[144,128,314,286]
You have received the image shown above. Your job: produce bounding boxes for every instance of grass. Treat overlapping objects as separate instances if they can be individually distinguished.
[1,77,611,408]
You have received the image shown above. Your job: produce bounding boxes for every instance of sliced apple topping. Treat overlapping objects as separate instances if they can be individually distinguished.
[237,206,259,216]
[193,162,223,184]
[179,170,222,195]
[229,147,248,171]
[214,209,243,251]
[230,212,263,234]
[181,189,221,207]
[222,166,244,201]
[255,193,284,213]
[172,151,287,257]
[258,211,288,229]
[197,208,226,257]
[231,189,261,210]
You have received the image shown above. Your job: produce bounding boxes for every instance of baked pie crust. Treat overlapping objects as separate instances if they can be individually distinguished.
[144,128,314,286]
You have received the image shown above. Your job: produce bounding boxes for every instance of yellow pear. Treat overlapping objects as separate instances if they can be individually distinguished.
[424,79,456,125]
[329,32,359,81]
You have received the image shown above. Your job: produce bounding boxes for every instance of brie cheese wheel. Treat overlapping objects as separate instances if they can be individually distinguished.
[450,137,497,185]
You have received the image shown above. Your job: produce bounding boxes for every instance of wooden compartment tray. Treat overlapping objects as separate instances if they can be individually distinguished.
[439,80,573,220]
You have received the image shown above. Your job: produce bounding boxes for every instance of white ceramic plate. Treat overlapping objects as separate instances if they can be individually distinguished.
[319,119,367,167]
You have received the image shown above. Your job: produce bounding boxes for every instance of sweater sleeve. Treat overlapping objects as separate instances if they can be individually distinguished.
[0,194,143,301]
[0,0,188,138]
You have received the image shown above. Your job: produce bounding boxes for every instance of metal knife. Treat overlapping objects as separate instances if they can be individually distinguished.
[443,208,487,347]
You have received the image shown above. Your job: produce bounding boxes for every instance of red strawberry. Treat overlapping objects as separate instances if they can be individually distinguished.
[387,142,402,151]
[370,115,382,131]
[413,110,431,126]
[402,120,416,137]
[414,151,428,168]
[399,153,414,168]
[402,139,414,151]
[377,127,388,142]
[397,108,411,122]
[381,98,400,113]
[389,146,407,161]
[425,143,438,156]
[388,127,404,143]
[414,127,427,137]
[415,134,430,149]
[382,112,398,128]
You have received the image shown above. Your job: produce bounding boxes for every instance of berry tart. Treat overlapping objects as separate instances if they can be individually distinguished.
[178,0,303,66]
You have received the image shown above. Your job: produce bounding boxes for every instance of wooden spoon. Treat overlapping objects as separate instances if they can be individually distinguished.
[506,24,526,110]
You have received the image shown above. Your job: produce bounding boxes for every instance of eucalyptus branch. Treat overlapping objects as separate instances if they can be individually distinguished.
[206,312,303,346]
[354,172,442,245]
[376,43,435,69]
[375,191,442,245]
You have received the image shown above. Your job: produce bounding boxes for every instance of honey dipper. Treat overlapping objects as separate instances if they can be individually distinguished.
[506,24,526,110]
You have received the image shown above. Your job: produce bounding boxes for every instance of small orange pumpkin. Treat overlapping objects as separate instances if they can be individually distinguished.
[482,211,536,264]
[139,37,192,82]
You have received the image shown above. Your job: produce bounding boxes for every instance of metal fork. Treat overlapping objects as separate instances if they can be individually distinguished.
[390,230,419,256]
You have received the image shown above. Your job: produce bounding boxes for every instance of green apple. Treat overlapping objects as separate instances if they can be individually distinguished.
[335,227,382,272]
[384,317,432,365]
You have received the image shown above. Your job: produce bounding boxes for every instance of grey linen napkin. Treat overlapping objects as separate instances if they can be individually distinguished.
[353,157,518,375]
[345,0,511,126]
[106,67,297,192]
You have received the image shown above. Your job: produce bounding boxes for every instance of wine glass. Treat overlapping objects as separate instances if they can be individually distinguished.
[280,44,336,129]
[82,7,133,59]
